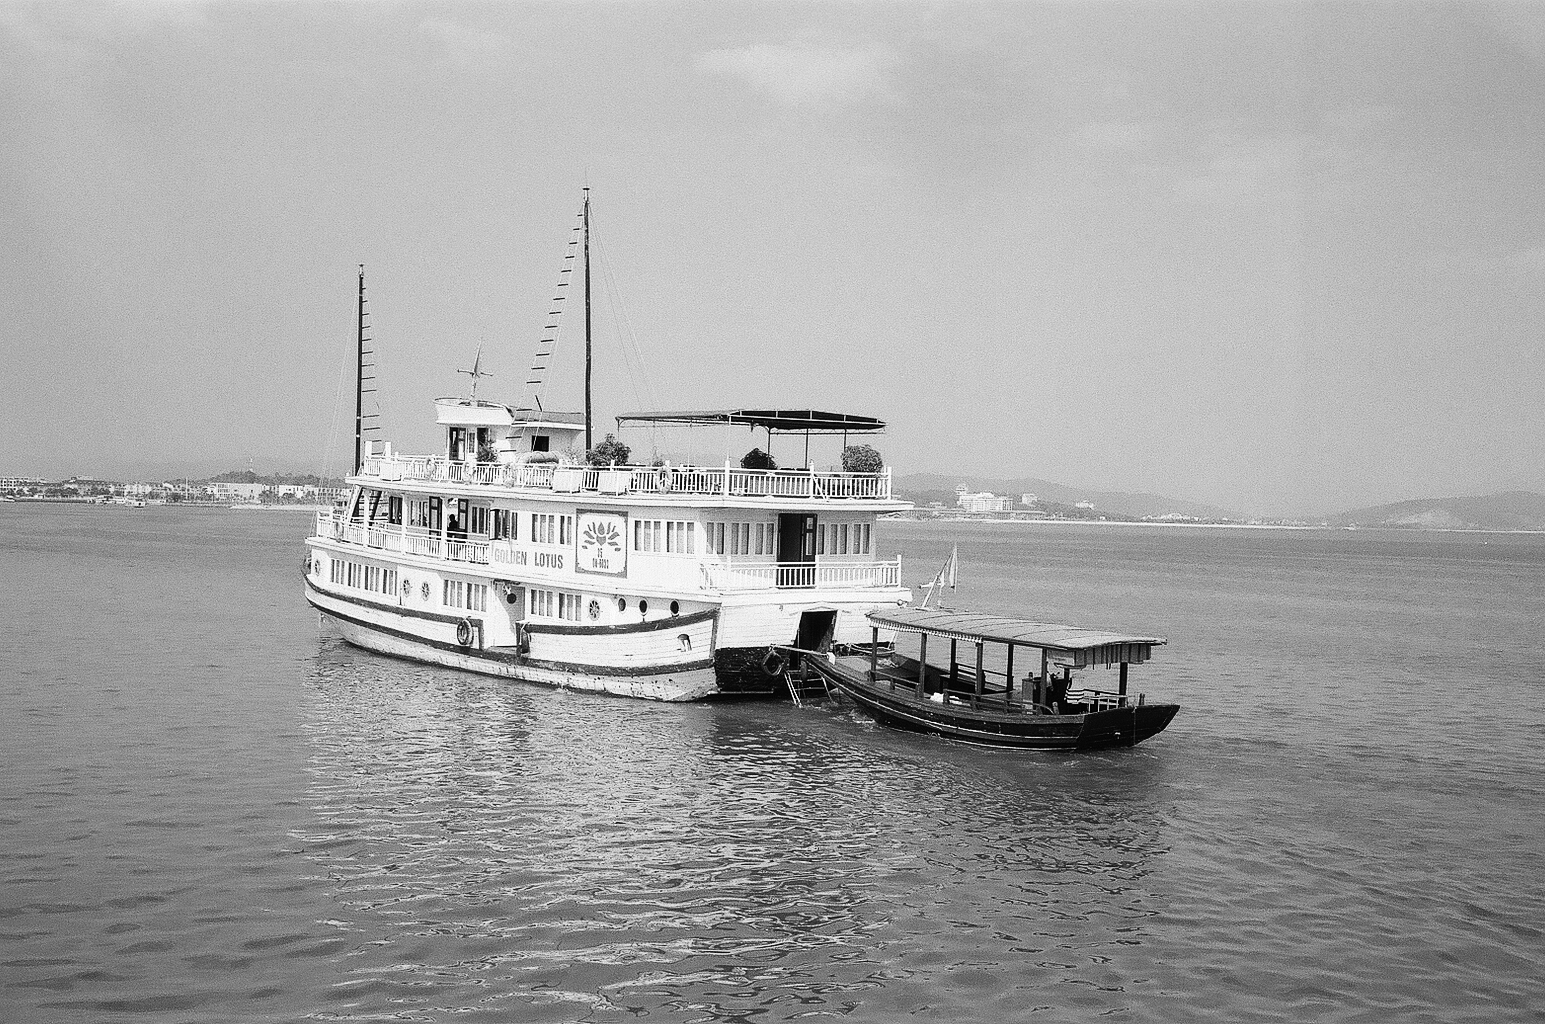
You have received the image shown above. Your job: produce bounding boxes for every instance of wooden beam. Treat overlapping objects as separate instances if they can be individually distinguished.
[917,633,928,698]
[871,625,880,685]
[974,641,984,709]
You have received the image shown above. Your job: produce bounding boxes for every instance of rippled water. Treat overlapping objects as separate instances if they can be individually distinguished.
[3,506,1543,1022]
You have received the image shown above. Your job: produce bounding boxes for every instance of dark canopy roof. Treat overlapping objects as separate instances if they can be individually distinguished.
[615,409,885,434]
[869,608,1165,668]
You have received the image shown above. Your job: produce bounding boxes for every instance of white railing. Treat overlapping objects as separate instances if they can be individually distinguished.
[357,456,892,501]
[700,559,902,592]
[314,511,489,567]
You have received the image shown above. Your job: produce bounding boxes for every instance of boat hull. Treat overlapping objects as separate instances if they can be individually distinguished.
[305,578,718,702]
[810,658,1178,750]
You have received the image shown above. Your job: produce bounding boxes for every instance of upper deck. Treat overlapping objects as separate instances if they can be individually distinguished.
[356,454,899,507]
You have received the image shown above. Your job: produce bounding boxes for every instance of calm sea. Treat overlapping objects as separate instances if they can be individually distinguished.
[3,505,1542,1023]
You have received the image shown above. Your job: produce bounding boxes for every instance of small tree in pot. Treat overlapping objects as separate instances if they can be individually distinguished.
[587,434,632,467]
[740,447,777,470]
[841,444,883,473]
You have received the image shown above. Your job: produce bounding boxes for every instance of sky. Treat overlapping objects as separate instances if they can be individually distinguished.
[3,1,1543,516]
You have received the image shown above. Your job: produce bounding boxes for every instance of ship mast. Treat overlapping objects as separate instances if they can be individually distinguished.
[583,187,592,452]
[355,265,365,474]
[354,265,377,475]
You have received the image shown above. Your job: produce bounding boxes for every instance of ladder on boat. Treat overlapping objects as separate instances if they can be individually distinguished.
[782,658,831,707]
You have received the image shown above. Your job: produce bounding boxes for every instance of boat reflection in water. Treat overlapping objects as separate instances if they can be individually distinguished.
[296,637,1171,1019]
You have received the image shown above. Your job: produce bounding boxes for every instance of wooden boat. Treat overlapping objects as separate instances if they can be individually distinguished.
[800,608,1178,749]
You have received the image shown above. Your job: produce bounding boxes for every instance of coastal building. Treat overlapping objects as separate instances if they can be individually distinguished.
[955,485,1009,514]
[0,476,45,492]
[1020,493,1038,507]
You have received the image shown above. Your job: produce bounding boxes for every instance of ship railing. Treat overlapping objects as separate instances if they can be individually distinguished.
[315,515,495,566]
[315,509,345,540]
[402,526,442,559]
[700,558,901,592]
[359,456,892,500]
[445,538,490,565]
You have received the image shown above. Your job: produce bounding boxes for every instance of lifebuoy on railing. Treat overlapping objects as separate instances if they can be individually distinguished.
[761,647,787,678]
[656,466,672,493]
[456,618,474,648]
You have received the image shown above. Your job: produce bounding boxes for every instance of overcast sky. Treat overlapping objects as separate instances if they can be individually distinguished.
[3,1,1542,515]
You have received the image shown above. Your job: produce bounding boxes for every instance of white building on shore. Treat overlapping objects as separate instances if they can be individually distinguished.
[955,485,1010,513]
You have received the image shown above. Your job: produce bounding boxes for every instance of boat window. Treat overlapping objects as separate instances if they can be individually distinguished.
[388,495,403,526]
[532,435,550,452]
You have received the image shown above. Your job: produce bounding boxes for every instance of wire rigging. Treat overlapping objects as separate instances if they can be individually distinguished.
[524,203,587,411]
[591,224,663,458]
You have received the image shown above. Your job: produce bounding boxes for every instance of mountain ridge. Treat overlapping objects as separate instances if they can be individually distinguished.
[895,474,1545,530]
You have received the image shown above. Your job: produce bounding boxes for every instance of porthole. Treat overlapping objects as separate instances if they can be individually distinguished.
[670,600,680,615]
[638,600,648,615]
[677,633,692,652]
[421,582,431,601]
[506,591,519,605]
[617,597,627,612]
[588,599,601,620]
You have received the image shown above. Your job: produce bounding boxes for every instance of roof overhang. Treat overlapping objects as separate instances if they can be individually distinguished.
[870,608,1164,668]
[435,400,585,430]
[615,409,885,434]
[435,399,516,426]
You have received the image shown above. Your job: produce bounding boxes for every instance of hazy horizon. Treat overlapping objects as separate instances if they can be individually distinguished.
[5,2,1542,518]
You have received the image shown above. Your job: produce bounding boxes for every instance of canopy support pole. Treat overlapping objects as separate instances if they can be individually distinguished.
[1119,662,1128,707]
[871,625,880,686]
[917,633,927,699]
[1004,644,1014,709]
[974,642,984,709]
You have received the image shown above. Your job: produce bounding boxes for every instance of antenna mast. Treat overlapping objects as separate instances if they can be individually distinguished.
[583,187,592,452]
[355,266,365,474]
[354,265,379,475]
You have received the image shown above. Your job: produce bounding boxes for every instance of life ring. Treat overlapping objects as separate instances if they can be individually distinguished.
[456,618,474,648]
[761,647,786,677]
[655,466,672,493]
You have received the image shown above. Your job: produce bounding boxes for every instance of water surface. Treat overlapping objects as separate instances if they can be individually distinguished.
[2,506,1541,1021]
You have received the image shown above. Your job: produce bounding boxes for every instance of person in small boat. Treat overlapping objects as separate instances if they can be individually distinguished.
[1049,674,1072,714]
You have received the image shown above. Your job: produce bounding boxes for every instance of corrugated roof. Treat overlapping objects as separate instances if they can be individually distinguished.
[615,409,886,433]
[869,608,1165,654]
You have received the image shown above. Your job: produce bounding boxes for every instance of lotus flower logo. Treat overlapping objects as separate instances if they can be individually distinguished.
[582,521,622,552]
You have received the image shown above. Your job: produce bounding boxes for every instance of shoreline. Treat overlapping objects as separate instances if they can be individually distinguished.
[884,516,1545,535]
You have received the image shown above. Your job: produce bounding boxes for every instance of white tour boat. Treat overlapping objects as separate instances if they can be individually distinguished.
[302,194,913,700]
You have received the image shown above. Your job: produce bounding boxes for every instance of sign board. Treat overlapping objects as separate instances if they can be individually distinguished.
[575,509,628,577]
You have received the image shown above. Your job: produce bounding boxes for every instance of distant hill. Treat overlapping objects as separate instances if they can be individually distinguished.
[894,472,1245,521]
[1328,491,1545,532]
